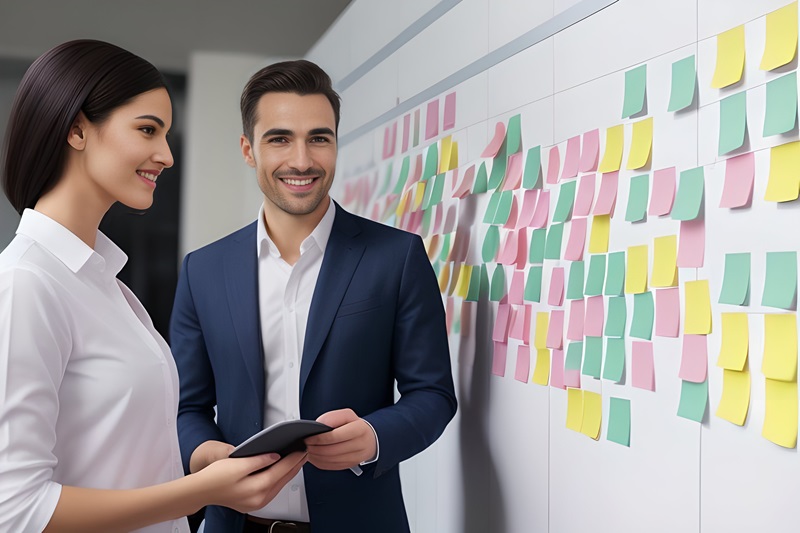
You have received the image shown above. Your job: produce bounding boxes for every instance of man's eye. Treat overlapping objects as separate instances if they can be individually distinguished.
[268,137,288,143]
[311,136,330,143]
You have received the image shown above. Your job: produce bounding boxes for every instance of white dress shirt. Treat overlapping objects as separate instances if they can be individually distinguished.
[0,209,188,533]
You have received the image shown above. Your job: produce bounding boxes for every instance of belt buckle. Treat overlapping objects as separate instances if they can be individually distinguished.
[269,520,298,533]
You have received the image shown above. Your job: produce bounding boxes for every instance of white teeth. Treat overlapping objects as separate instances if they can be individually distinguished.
[137,171,157,182]
[283,178,314,186]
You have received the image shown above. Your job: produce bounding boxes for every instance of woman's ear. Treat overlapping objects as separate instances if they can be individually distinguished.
[67,112,89,150]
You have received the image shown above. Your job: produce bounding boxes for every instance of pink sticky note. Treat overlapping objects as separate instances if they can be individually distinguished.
[461,300,474,338]
[530,190,550,228]
[564,217,587,261]
[443,92,457,130]
[431,204,442,235]
[655,287,680,337]
[503,196,520,229]
[677,217,705,268]
[450,227,470,263]
[493,304,512,342]
[509,304,531,342]
[425,100,439,140]
[561,135,581,180]
[408,154,423,187]
[593,171,619,216]
[649,167,676,216]
[584,295,605,337]
[574,173,596,217]
[632,341,655,391]
[551,349,566,389]
[514,228,528,270]
[443,203,457,234]
[482,122,506,158]
[548,267,566,306]
[580,129,600,172]
[564,363,582,388]
[515,344,531,383]
[387,122,397,159]
[445,296,455,334]
[546,145,561,184]
[492,341,508,376]
[382,126,391,160]
[516,189,539,228]
[567,299,585,341]
[509,270,525,305]
[402,113,411,153]
[679,334,708,383]
[503,152,524,190]
[720,152,754,208]
[498,230,519,265]
[453,165,475,199]
[546,309,565,349]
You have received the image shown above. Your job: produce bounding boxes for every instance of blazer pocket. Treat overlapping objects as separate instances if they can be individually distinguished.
[336,297,382,318]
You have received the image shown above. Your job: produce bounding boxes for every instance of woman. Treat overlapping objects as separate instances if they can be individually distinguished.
[0,40,305,532]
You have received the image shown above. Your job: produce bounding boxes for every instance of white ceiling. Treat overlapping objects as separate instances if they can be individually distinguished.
[0,0,351,73]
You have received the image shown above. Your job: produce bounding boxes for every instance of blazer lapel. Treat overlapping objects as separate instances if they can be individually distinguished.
[223,224,265,408]
[300,207,365,398]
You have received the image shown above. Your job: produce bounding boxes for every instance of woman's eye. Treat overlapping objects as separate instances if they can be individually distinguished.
[140,126,155,135]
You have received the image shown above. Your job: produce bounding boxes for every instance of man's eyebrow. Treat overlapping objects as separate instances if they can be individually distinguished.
[135,115,165,127]
[309,128,335,136]
[261,128,293,139]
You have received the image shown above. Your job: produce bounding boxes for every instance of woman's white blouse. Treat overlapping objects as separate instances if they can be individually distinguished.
[0,209,189,533]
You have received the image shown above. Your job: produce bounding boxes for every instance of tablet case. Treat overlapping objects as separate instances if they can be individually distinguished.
[229,419,333,458]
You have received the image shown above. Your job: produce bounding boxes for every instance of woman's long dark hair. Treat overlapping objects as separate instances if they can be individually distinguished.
[2,39,167,214]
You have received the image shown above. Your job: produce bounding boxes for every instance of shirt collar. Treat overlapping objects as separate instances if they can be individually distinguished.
[257,200,336,259]
[16,208,128,276]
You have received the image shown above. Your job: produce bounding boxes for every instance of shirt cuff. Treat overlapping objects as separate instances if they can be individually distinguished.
[360,418,380,465]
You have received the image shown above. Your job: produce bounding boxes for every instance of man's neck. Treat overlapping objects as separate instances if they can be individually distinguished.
[263,197,330,265]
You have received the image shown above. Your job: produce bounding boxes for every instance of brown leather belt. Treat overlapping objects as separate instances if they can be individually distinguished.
[244,515,311,533]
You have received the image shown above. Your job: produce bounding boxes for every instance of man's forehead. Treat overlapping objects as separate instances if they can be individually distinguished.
[254,92,335,129]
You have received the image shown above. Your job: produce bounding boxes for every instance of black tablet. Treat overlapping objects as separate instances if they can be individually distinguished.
[229,419,333,458]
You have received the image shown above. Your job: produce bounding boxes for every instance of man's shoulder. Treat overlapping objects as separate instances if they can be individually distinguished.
[336,206,416,245]
[185,221,257,261]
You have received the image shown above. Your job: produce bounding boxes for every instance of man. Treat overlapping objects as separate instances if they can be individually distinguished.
[170,60,457,533]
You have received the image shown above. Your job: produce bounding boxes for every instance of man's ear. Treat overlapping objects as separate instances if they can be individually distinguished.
[67,112,89,151]
[240,134,256,168]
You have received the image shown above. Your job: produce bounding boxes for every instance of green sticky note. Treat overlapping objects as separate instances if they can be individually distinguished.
[607,397,631,446]
[603,339,626,382]
[605,296,627,337]
[585,255,607,296]
[719,252,750,305]
[466,264,482,301]
[421,208,432,236]
[764,71,798,137]
[553,180,578,223]
[565,341,583,371]
[493,191,514,225]
[524,266,543,302]
[719,91,747,155]
[622,64,647,118]
[582,336,603,378]
[392,156,410,195]
[625,174,650,222]
[490,264,507,302]
[506,114,522,155]
[482,226,501,263]
[530,229,547,264]
[473,162,489,194]
[438,234,451,263]
[605,251,626,296]
[429,173,446,206]
[668,55,696,112]
[523,146,542,189]
[567,260,585,300]
[677,378,708,422]
[544,223,564,260]
[422,143,439,181]
[488,137,508,190]
[431,260,440,278]
[671,167,704,221]
[630,291,654,340]
[483,192,502,224]
[479,264,491,300]
[413,109,420,147]
[421,178,435,210]
[762,251,797,309]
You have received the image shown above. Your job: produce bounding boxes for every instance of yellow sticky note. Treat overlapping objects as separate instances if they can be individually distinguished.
[438,262,450,294]
[598,125,624,173]
[439,136,453,174]
[450,141,459,171]
[566,388,584,432]
[711,25,745,89]
[532,348,550,386]
[765,141,800,202]
[763,313,798,381]
[716,367,750,426]
[717,313,748,370]
[455,265,472,298]
[761,2,798,71]
[652,235,678,287]
[588,215,611,254]
[625,245,648,294]
[534,312,550,350]
[684,280,712,334]
[581,391,603,440]
[447,262,460,296]
[412,181,427,210]
[627,117,653,170]
[396,188,411,218]
[763,378,798,448]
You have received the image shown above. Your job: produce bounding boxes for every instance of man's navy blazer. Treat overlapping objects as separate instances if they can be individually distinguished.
[169,204,457,532]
